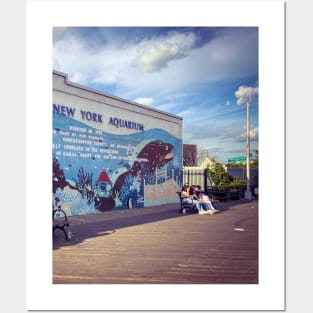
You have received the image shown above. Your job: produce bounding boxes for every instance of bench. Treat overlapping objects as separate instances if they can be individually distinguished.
[177,192,197,215]
[53,207,72,241]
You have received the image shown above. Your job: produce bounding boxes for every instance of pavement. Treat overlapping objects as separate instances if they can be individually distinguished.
[53,198,258,284]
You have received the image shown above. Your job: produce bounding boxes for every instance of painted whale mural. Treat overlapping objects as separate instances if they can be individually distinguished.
[93,139,175,211]
[52,111,182,215]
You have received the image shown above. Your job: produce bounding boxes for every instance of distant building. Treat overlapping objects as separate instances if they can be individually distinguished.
[200,157,216,169]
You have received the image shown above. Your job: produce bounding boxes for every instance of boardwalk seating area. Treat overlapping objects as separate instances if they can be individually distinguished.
[53,199,258,284]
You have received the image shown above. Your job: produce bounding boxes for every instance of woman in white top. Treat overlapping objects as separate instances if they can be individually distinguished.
[192,185,219,215]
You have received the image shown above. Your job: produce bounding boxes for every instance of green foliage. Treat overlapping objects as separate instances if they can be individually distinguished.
[251,149,259,168]
[207,162,245,187]
[226,162,245,168]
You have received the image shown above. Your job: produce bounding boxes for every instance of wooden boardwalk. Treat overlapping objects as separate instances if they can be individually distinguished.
[53,199,258,284]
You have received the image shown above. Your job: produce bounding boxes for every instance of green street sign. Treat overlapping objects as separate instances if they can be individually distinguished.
[228,156,246,162]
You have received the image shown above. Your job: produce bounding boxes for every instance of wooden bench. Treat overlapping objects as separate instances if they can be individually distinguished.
[177,192,197,215]
[53,207,72,241]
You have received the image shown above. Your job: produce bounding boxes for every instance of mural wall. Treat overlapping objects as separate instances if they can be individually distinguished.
[53,73,183,216]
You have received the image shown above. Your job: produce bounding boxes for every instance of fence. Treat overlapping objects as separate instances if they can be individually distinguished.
[182,167,210,191]
[207,185,246,202]
[182,166,258,202]
[226,167,259,186]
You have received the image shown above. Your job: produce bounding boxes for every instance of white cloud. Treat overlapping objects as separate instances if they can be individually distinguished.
[53,28,258,104]
[133,31,197,72]
[166,31,197,50]
[71,72,85,84]
[250,127,259,140]
[134,43,182,72]
[235,85,259,105]
[53,56,61,70]
[53,31,137,87]
[122,28,258,99]
[52,27,258,164]
[134,97,154,106]
[240,127,259,140]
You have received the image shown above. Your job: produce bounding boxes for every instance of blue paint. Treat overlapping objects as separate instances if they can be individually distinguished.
[53,112,182,215]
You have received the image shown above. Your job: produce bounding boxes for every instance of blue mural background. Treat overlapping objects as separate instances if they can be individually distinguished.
[53,111,182,216]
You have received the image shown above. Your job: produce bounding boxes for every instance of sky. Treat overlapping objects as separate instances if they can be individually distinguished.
[53,27,259,164]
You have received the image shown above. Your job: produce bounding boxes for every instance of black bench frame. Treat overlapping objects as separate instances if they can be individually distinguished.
[53,207,72,241]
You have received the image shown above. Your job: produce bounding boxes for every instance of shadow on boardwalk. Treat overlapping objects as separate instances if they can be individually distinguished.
[53,199,258,284]
[53,200,235,250]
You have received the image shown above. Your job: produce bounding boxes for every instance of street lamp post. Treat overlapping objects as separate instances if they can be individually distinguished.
[244,80,258,199]
[244,98,252,199]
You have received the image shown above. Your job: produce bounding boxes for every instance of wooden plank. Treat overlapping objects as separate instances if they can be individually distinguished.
[53,200,258,284]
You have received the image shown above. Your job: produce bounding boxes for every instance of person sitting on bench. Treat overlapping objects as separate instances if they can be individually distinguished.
[193,185,219,214]
[181,184,208,215]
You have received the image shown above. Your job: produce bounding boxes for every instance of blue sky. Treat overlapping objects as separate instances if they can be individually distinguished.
[53,27,258,164]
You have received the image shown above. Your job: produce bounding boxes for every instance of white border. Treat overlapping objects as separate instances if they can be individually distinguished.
[26,1,285,310]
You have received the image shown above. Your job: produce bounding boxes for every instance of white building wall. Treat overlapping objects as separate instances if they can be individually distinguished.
[53,70,183,215]
[53,71,182,137]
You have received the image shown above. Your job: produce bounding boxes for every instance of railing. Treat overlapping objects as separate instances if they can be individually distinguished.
[183,168,208,190]
[207,185,247,202]
[182,167,258,202]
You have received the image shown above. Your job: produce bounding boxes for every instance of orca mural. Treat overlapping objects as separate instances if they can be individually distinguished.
[52,108,183,216]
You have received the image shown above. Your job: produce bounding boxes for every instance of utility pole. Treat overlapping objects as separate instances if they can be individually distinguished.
[244,96,252,199]
[244,82,257,199]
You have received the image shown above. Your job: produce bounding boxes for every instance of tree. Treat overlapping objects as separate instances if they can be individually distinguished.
[207,162,245,187]
[207,163,229,186]
[183,144,197,166]
[251,149,259,168]
[183,145,217,167]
